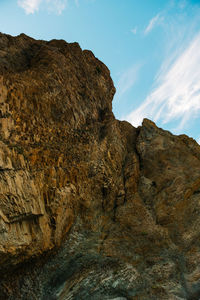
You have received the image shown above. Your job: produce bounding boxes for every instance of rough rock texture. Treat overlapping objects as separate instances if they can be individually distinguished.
[0,32,200,300]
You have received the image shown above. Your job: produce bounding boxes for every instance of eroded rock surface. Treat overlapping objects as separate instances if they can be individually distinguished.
[0,32,200,299]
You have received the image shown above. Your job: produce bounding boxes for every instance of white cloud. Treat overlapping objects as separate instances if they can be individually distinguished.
[126,32,200,130]
[46,0,67,14]
[116,64,141,98]
[18,0,73,14]
[74,0,79,7]
[179,0,187,9]
[131,27,137,35]
[18,0,42,14]
[144,13,164,35]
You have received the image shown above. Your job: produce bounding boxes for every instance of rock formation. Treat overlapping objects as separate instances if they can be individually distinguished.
[0,32,200,299]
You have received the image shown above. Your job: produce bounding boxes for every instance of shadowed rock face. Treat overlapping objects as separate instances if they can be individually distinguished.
[0,32,200,300]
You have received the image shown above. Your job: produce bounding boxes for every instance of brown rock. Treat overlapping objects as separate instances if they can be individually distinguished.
[0,32,200,300]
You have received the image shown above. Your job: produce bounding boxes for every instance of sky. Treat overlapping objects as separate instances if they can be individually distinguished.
[0,0,200,143]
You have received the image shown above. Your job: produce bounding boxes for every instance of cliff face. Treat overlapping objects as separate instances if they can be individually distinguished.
[0,32,200,300]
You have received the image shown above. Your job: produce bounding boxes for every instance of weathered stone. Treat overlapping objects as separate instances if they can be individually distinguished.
[0,32,200,299]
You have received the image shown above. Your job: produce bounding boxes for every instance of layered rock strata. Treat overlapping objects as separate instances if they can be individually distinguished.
[0,32,200,299]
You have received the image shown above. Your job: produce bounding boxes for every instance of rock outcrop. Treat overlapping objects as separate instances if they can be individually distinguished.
[0,32,200,300]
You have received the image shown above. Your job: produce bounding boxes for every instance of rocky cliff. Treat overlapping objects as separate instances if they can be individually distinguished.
[0,32,200,300]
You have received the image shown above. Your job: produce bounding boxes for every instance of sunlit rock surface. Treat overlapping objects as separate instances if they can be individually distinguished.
[0,32,200,300]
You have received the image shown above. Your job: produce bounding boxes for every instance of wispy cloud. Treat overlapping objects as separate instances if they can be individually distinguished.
[46,0,67,14]
[131,27,137,35]
[116,64,141,98]
[18,0,72,14]
[179,0,187,10]
[126,32,200,131]
[18,0,42,14]
[74,0,79,7]
[144,13,164,35]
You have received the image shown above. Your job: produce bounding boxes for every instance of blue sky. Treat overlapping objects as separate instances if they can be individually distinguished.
[1,0,200,143]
